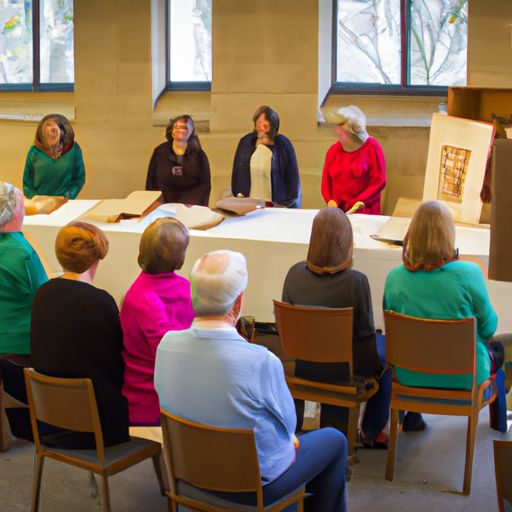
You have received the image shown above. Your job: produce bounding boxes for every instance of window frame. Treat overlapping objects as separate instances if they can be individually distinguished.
[165,0,211,92]
[330,0,465,96]
[0,0,74,92]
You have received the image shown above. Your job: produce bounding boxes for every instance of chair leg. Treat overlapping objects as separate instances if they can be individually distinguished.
[385,408,399,481]
[152,452,167,496]
[31,453,45,512]
[0,407,11,452]
[463,411,479,495]
[89,472,99,499]
[347,405,360,464]
[100,473,112,512]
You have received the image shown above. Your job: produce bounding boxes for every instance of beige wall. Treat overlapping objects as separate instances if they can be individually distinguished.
[0,1,508,214]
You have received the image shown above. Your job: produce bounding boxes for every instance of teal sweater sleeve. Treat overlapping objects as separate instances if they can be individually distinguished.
[22,146,37,199]
[65,143,86,199]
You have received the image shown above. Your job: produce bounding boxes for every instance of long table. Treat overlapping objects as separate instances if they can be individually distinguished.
[23,201,512,333]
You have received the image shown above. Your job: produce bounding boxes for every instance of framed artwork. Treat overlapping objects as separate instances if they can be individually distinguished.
[423,113,495,224]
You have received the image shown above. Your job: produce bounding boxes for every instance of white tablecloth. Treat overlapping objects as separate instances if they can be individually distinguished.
[23,201,512,332]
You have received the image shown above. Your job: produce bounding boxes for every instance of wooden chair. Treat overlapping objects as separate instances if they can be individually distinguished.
[494,440,512,512]
[273,300,379,463]
[23,368,166,512]
[160,409,305,511]
[384,311,498,495]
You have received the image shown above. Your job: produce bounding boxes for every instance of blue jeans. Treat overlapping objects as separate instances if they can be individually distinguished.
[213,428,348,512]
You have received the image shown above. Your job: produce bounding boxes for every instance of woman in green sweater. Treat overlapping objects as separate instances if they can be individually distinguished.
[23,113,85,199]
[384,200,506,432]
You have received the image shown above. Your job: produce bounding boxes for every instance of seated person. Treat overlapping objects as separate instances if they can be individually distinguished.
[146,115,211,206]
[321,106,385,215]
[0,182,48,442]
[155,250,347,511]
[231,105,302,208]
[31,222,130,447]
[23,113,86,199]
[121,217,194,427]
[384,200,507,432]
[282,207,391,447]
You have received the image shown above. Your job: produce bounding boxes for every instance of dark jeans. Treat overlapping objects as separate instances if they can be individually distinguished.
[213,428,347,512]
[295,335,391,440]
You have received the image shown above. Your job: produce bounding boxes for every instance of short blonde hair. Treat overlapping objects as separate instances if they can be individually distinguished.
[333,105,369,143]
[405,201,455,268]
[138,218,189,274]
[55,222,109,273]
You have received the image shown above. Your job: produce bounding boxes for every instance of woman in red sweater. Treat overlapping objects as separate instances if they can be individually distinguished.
[321,106,386,215]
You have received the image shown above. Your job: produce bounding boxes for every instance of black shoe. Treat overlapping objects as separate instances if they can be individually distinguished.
[402,412,426,432]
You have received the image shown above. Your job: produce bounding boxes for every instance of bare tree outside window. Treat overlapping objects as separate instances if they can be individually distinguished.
[0,0,74,89]
[40,0,74,84]
[336,0,467,89]
[169,0,212,84]
[0,0,32,85]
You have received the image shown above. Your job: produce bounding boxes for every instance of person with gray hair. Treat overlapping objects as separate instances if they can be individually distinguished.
[321,105,386,215]
[155,250,348,511]
[0,181,48,443]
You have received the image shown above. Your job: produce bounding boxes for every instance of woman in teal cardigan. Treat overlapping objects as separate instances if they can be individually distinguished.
[23,114,85,199]
[384,200,506,432]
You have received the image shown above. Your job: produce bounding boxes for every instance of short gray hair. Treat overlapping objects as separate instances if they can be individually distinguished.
[190,250,248,316]
[0,182,21,228]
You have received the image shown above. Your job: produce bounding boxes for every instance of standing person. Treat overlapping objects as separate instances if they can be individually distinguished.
[31,222,130,447]
[231,105,302,208]
[23,113,86,199]
[282,207,390,447]
[0,182,48,443]
[321,105,385,215]
[146,115,211,206]
[384,200,507,432]
[121,218,194,429]
[155,250,347,512]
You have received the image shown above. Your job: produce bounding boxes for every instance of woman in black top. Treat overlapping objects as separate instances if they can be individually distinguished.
[146,115,211,206]
[282,207,391,447]
[31,222,130,447]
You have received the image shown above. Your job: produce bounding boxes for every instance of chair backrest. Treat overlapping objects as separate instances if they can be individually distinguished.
[273,299,353,368]
[494,440,512,512]
[160,409,261,496]
[23,368,105,461]
[384,311,476,376]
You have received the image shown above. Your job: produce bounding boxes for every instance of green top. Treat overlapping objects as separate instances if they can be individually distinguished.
[23,143,86,199]
[0,232,48,354]
[383,260,497,389]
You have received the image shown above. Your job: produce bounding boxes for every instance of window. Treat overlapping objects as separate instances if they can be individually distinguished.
[167,0,212,90]
[334,0,467,93]
[0,0,73,91]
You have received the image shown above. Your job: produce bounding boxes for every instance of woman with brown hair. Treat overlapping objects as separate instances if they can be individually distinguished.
[23,113,86,199]
[231,105,301,208]
[30,222,130,447]
[121,217,194,427]
[146,114,211,206]
[282,207,390,447]
[384,200,507,432]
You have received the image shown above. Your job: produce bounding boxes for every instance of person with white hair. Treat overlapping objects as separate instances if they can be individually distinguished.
[321,105,386,215]
[155,250,348,512]
[0,181,48,442]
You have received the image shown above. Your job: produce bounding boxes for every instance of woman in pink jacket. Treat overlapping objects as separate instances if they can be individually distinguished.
[121,218,193,426]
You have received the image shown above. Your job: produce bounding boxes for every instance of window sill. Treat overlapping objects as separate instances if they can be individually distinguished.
[320,92,447,127]
[0,91,75,122]
[152,90,210,131]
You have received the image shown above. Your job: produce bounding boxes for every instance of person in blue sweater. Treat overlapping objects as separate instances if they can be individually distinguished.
[384,200,507,432]
[231,105,301,208]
